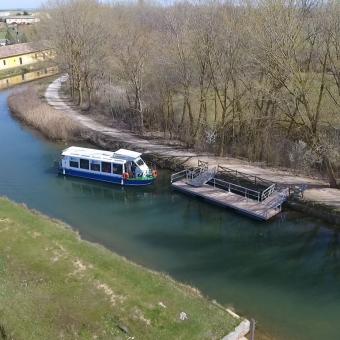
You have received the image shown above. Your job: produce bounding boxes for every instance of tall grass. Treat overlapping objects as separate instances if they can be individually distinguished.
[8,87,81,141]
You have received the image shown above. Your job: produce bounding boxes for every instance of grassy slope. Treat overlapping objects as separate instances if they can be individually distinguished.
[0,198,239,339]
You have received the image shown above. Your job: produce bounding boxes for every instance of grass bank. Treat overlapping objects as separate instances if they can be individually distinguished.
[8,85,80,141]
[0,197,240,339]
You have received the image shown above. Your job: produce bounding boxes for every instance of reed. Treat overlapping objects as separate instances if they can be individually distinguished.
[8,87,81,141]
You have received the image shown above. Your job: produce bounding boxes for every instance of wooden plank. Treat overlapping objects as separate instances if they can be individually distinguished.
[172,180,282,221]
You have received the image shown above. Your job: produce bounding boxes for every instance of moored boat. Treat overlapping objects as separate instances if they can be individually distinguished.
[59,147,156,186]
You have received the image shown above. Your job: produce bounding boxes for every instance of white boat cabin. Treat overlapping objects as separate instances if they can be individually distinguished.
[60,146,151,178]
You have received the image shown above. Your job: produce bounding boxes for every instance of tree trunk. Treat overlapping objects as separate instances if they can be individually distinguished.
[324,156,339,188]
[180,96,186,126]
[78,81,83,106]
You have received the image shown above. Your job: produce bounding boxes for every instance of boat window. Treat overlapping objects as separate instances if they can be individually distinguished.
[80,159,89,170]
[69,160,79,168]
[101,162,111,173]
[90,162,100,172]
[112,163,123,174]
[136,158,145,166]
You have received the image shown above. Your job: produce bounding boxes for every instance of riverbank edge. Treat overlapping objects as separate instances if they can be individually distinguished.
[7,78,340,225]
[4,84,252,339]
[0,196,249,339]
[7,83,82,141]
[288,199,340,225]
[44,78,326,184]
[48,77,340,225]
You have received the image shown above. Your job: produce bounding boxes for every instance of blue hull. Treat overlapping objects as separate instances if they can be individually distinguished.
[59,168,155,186]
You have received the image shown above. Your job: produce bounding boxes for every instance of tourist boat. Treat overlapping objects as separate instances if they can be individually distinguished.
[59,146,157,186]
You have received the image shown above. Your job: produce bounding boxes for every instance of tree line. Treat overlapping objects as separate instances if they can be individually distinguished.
[41,0,340,187]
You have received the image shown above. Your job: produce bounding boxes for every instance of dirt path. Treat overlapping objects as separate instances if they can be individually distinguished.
[303,188,340,211]
[45,76,340,210]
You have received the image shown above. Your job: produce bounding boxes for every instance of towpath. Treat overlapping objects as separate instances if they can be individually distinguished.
[45,76,340,210]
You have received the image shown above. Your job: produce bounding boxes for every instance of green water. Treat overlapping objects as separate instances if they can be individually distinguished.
[1,89,339,339]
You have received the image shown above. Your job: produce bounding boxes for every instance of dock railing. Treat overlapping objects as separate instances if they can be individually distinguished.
[171,161,283,203]
[210,177,262,201]
[264,189,290,219]
[261,183,276,201]
[171,160,209,184]
[198,160,209,169]
[217,165,273,188]
[170,166,207,184]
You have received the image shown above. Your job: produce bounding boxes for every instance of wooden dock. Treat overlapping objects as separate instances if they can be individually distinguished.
[170,164,289,221]
[172,180,287,220]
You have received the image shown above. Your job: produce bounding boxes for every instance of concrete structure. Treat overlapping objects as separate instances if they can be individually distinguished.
[223,319,250,340]
[5,16,40,25]
[0,12,11,18]
[0,42,54,70]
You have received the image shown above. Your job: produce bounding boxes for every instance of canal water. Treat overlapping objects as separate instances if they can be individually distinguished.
[1,89,339,340]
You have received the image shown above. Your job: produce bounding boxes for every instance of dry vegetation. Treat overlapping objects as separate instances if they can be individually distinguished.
[38,0,340,186]
[8,86,80,141]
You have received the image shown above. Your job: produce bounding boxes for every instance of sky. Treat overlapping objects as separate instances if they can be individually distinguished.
[0,0,43,9]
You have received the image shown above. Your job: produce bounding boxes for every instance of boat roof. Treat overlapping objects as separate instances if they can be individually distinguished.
[113,149,142,160]
[61,146,136,164]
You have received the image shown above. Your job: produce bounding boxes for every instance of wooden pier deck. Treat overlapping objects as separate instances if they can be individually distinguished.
[172,180,287,221]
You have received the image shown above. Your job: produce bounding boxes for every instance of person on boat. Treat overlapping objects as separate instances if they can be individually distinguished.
[131,162,137,178]
[125,161,132,177]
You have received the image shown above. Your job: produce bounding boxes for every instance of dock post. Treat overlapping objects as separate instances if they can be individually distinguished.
[250,318,256,340]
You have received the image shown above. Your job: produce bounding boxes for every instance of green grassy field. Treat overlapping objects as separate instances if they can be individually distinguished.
[171,74,340,128]
[0,197,239,339]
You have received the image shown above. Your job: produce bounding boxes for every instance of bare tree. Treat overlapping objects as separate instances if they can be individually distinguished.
[40,0,340,183]
[42,0,107,108]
